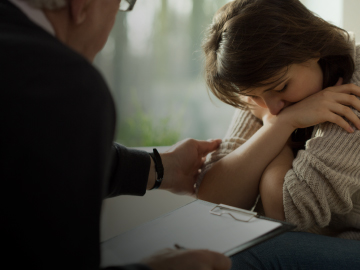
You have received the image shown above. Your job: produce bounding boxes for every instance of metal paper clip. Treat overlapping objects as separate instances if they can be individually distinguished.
[210,204,257,222]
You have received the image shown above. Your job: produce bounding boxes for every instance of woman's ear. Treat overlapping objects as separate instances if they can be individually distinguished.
[70,0,92,25]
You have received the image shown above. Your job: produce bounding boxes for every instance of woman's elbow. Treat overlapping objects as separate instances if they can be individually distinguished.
[260,173,285,220]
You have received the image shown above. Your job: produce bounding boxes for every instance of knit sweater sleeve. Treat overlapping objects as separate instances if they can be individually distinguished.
[196,108,262,187]
[283,44,360,231]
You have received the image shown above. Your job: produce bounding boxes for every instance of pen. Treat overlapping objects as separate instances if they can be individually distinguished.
[174,243,187,250]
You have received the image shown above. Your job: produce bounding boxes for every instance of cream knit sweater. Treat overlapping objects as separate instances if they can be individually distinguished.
[198,35,360,240]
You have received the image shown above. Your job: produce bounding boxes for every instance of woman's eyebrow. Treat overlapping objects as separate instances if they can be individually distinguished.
[262,77,288,93]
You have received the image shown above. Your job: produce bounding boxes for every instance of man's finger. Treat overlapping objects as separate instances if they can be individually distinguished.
[197,139,222,155]
[205,250,232,270]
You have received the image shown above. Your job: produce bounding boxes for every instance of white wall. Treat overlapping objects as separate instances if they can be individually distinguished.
[343,0,360,38]
[300,0,343,27]
[301,0,360,38]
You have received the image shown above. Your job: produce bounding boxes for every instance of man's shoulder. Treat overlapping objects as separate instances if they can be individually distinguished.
[0,3,100,85]
[0,24,92,73]
[0,24,107,95]
[0,1,113,112]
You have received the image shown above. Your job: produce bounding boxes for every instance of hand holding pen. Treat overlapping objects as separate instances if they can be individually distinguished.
[141,245,231,270]
[174,243,186,250]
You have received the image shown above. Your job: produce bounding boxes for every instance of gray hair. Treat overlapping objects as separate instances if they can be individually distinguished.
[21,0,67,10]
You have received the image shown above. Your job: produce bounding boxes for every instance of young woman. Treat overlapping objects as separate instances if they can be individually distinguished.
[197,0,360,240]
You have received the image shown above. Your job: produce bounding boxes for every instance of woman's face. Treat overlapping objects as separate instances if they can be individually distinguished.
[245,58,324,115]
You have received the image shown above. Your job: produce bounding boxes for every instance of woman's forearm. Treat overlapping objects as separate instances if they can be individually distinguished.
[260,144,294,220]
[198,117,295,209]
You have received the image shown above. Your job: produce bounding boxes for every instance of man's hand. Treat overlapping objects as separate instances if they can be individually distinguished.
[159,138,221,197]
[142,248,231,270]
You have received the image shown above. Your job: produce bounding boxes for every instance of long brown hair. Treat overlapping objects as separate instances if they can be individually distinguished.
[203,0,355,109]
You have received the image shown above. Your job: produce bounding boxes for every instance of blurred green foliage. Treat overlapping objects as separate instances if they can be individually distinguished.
[117,110,181,147]
[96,0,233,146]
[116,92,182,146]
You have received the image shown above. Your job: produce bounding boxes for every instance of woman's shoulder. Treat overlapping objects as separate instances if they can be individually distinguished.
[350,31,360,85]
[352,43,360,86]
[224,108,262,140]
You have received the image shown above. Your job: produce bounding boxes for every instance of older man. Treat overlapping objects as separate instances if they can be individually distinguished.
[0,0,231,269]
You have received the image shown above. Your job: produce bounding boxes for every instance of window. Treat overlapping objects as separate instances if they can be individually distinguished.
[94,0,234,146]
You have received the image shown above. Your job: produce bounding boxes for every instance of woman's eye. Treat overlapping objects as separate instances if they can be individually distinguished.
[277,84,287,93]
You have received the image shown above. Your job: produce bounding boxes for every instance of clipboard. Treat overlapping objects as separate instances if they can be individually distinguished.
[208,203,295,256]
[101,200,295,267]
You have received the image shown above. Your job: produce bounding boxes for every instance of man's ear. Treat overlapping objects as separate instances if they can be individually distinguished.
[70,0,92,25]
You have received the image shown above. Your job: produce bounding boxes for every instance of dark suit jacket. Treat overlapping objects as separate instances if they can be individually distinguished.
[0,1,151,269]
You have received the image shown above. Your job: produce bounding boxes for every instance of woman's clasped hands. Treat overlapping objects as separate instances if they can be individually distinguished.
[247,78,360,133]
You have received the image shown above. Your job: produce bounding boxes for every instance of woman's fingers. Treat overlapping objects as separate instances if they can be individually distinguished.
[335,77,343,86]
[342,93,360,112]
[326,90,360,111]
[331,103,360,129]
[319,84,360,131]
[329,102,359,131]
[330,83,360,95]
[326,112,354,133]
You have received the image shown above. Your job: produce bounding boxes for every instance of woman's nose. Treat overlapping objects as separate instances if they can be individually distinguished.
[262,96,285,115]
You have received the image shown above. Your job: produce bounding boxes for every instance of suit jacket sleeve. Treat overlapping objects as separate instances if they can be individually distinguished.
[106,143,150,198]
